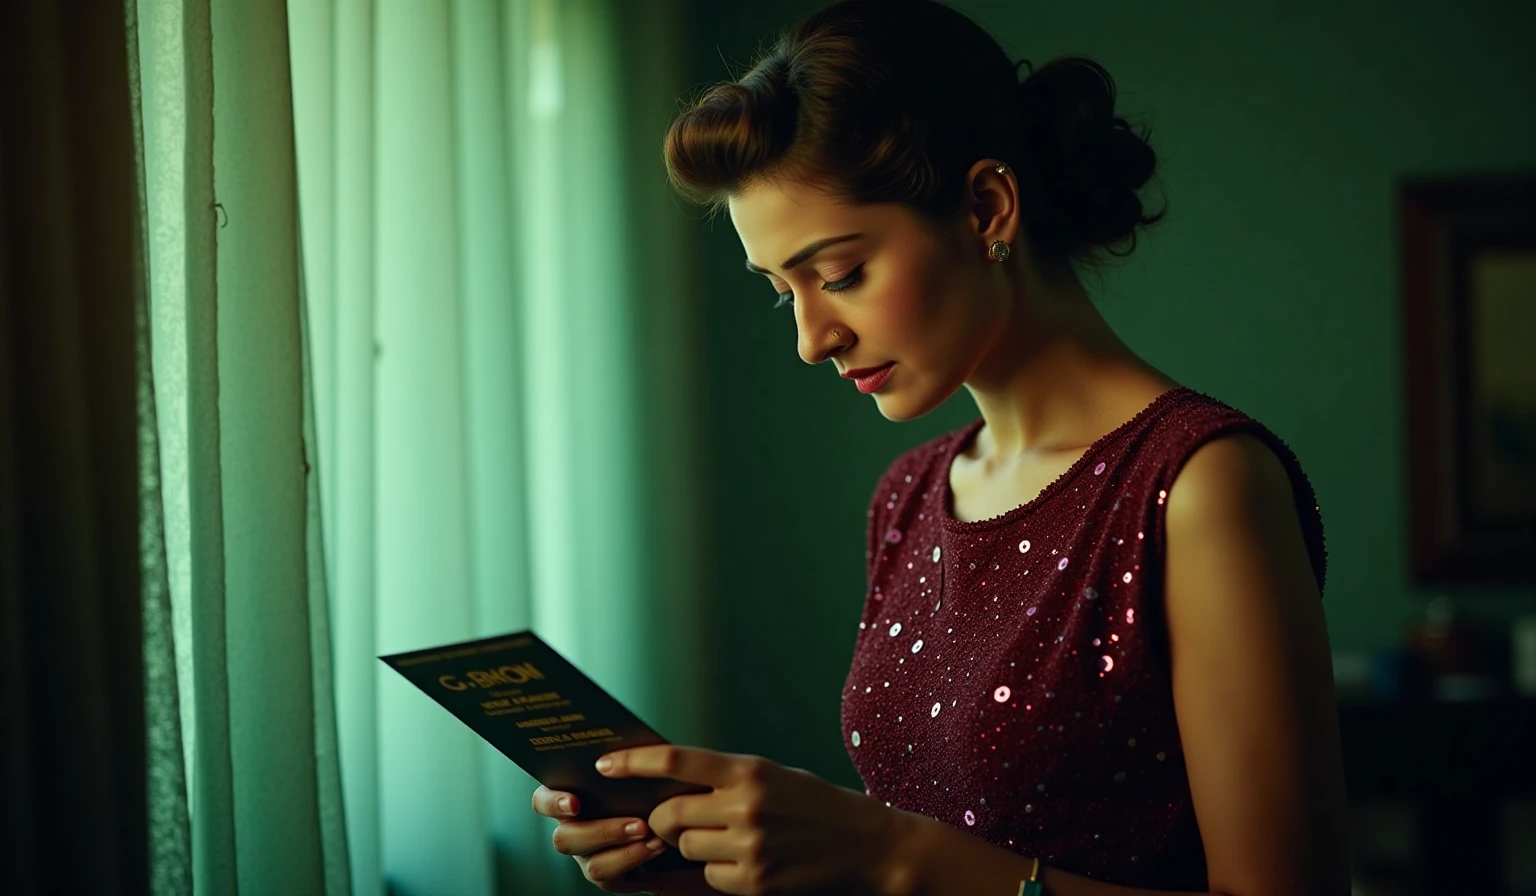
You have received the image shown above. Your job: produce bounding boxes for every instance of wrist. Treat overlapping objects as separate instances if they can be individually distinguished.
[869,807,933,896]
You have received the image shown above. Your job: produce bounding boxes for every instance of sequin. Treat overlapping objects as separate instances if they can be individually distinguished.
[843,387,1330,887]
[885,529,903,544]
[932,546,942,562]
[888,622,902,637]
[911,639,924,653]
[964,810,976,826]
[1057,557,1069,571]
[851,731,861,747]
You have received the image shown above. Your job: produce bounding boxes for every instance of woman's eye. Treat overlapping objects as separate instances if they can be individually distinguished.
[771,264,865,309]
[823,264,865,293]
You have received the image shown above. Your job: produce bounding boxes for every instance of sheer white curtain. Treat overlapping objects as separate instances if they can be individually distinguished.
[288,0,709,893]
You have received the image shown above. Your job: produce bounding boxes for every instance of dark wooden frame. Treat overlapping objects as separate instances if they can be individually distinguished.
[1399,175,1536,585]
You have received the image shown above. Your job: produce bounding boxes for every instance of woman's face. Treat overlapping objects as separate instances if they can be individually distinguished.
[729,176,1014,421]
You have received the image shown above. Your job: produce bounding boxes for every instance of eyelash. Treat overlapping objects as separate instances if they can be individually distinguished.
[774,264,865,309]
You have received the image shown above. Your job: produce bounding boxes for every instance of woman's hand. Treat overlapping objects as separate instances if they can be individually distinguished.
[594,746,907,896]
[530,785,717,895]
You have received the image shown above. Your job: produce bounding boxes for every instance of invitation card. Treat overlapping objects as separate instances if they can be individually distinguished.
[381,630,707,872]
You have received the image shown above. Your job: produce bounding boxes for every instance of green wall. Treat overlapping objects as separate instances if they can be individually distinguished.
[679,0,1536,787]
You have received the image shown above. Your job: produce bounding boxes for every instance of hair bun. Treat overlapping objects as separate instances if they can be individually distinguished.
[1015,56,1164,259]
[664,1,1166,273]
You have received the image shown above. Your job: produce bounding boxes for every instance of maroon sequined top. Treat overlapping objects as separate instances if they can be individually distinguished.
[841,387,1327,890]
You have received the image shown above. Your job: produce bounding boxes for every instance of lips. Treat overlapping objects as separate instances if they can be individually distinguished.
[847,362,896,394]
[842,362,894,380]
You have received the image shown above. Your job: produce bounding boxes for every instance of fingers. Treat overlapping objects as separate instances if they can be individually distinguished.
[647,788,724,843]
[676,826,744,863]
[578,837,670,886]
[595,745,741,789]
[551,817,653,858]
[530,785,579,819]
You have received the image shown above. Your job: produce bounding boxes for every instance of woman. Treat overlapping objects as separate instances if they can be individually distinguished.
[530,1,1351,893]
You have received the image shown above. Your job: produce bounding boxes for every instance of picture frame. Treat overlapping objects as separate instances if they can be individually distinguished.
[1399,175,1536,585]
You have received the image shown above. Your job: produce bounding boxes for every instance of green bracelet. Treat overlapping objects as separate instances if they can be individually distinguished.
[1017,857,1044,895]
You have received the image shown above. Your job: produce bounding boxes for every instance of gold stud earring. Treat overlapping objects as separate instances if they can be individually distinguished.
[831,328,842,341]
[995,163,1008,174]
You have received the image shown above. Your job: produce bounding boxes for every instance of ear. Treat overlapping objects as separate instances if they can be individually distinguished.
[960,159,1022,257]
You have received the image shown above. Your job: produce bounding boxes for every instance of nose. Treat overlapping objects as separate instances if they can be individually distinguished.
[794,297,846,365]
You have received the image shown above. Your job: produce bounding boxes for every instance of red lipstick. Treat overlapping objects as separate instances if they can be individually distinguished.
[843,362,895,394]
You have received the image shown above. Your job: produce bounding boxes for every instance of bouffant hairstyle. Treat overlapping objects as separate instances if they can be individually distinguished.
[663,0,1165,276]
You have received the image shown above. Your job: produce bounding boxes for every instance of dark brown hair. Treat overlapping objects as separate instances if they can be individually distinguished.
[663,0,1165,273]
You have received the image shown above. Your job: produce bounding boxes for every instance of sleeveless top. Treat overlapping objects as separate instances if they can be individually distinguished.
[840,386,1328,890]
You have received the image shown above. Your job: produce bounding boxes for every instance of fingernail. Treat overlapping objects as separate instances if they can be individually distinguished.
[557,797,573,815]
[645,837,664,851]
[595,757,614,774]
[624,822,644,836]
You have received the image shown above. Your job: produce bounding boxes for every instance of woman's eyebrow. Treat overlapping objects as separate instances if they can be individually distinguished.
[744,233,864,275]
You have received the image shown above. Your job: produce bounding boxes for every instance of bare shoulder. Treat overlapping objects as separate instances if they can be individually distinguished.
[1167,431,1299,522]
[1161,431,1352,896]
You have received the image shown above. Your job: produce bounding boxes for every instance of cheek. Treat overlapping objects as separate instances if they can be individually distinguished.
[899,254,962,329]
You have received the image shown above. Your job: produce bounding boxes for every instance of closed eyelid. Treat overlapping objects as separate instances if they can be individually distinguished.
[767,261,860,287]
[770,263,864,305]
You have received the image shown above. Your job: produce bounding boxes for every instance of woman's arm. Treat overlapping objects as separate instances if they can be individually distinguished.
[878,433,1352,896]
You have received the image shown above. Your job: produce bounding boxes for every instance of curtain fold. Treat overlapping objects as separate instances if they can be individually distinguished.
[137,0,352,892]
[4,0,704,892]
[1,2,153,894]
[291,0,709,893]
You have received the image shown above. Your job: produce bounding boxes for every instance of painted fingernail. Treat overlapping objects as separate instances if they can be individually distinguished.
[557,797,573,815]
[624,822,644,836]
[645,838,665,851]
[595,757,614,773]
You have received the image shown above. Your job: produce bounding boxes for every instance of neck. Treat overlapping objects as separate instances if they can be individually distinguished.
[961,268,1174,462]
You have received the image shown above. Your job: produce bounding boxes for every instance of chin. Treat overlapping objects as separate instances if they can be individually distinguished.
[872,388,947,423]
